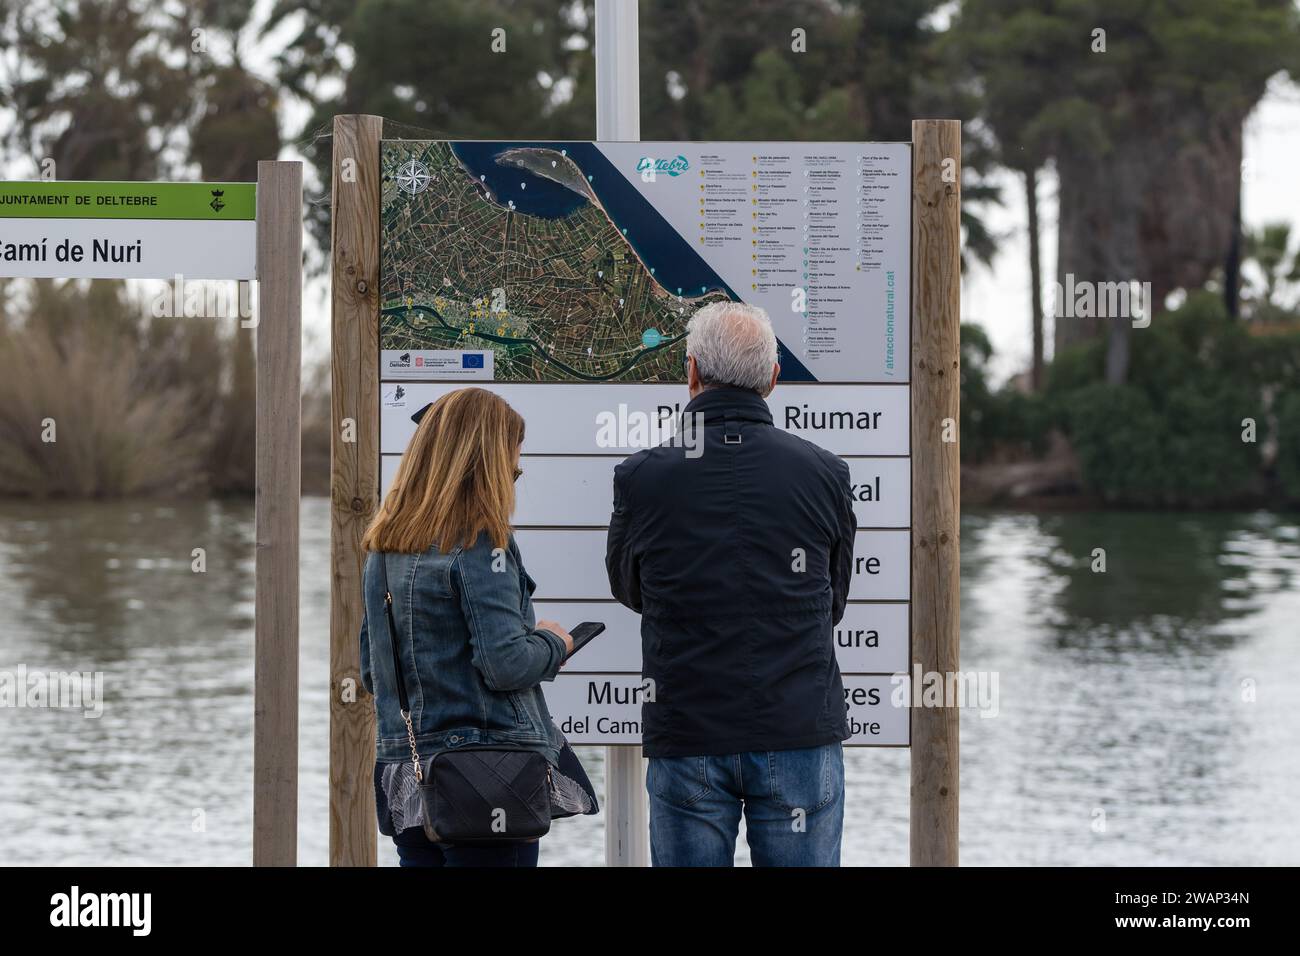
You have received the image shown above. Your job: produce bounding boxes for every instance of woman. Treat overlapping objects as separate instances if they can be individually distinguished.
[358,386,594,867]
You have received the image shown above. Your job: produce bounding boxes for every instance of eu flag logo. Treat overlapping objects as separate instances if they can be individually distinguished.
[462,353,484,369]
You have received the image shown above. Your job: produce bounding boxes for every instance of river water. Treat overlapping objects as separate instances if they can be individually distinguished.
[1,498,1297,866]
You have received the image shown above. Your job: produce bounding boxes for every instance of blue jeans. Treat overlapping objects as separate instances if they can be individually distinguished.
[647,742,844,867]
[392,828,540,867]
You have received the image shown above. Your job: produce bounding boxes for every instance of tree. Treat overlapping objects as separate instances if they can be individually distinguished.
[949,0,1299,385]
[0,0,278,180]
[943,7,1058,389]
[637,0,1000,269]
[270,0,595,248]
[0,0,281,496]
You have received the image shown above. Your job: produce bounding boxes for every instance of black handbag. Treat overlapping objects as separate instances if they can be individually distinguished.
[378,554,552,846]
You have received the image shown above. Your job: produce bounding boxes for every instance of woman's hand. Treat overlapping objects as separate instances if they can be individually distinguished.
[537,619,574,657]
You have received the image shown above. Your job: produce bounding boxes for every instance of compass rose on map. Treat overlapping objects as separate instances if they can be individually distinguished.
[395,160,431,195]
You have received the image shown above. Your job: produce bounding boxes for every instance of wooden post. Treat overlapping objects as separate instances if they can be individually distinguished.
[909,119,961,867]
[253,160,303,866]
[329,114,383,867]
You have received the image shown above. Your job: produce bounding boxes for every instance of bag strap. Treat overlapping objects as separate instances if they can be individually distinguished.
[377,553,424,783]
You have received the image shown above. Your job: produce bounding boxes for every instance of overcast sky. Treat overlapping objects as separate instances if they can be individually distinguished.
[963,76,1300,383]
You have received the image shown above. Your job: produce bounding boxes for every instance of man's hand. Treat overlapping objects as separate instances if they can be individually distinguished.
[537,619,574,657]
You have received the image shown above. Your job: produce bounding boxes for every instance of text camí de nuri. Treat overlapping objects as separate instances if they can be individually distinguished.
[0,237,143,264]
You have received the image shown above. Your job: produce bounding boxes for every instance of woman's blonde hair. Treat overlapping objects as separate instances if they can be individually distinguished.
[362,387,525,554]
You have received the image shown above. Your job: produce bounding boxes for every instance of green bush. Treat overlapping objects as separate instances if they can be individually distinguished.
[1064,384,1167,505]
[994,388,1054,458]
[1278,391,1300,502]
[1055,292,1292,506]
[1065,378,1261,508]
[960,322,1053,463]
[1159,381,1260,504]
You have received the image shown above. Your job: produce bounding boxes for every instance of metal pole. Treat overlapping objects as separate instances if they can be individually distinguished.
[596,0,641,139]
[595,0,649,868]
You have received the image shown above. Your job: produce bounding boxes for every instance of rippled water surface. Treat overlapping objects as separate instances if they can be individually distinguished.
[1,499,1296,865]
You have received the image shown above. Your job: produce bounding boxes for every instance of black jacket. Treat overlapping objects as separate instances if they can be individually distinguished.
[605,386,855,757]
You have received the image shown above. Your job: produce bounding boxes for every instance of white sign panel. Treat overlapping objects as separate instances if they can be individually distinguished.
[380,140,909,385]
[514,528,908,601]
[380,382,908,456]
[546,673,908,746]
[383,453,910,528]
[0,181,257,280]
[594,142,912,383]
[377,139,913,747]
[537,600,909,674]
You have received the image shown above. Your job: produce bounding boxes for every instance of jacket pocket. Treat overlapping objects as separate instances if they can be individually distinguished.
[506,690,530,726]
[415,548,455,598]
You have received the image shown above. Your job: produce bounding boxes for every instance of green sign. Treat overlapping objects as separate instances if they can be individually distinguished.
[0,180,258,279]
[0,181,256,220]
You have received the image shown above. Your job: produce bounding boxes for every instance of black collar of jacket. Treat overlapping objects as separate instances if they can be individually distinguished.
[681,385,773,425]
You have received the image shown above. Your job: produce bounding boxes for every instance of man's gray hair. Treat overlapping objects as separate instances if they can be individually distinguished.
[685,302,779,395]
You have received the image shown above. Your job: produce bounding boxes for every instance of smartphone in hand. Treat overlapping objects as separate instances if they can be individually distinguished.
[564,621,606,660]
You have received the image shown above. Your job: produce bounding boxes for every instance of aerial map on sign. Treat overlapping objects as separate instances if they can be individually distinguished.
[379,139,910,383]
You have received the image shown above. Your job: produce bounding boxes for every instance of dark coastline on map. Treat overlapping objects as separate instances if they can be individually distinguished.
[448,141,814,379]
[449,141,732,301]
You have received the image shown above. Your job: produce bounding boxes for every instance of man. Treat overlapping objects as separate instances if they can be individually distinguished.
[605,301,856,867]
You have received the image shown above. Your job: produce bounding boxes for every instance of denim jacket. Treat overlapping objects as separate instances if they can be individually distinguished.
[359,531,566,766]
